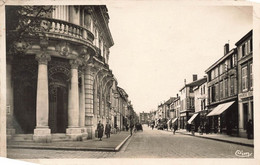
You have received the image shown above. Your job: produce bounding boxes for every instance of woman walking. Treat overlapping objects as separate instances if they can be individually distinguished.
[97,121,104,141]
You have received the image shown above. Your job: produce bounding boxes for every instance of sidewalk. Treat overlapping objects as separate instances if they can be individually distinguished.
[7,131,131,152]
[175,129,254,147]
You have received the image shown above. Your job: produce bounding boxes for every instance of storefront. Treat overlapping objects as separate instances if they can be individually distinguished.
[207,100,238,135]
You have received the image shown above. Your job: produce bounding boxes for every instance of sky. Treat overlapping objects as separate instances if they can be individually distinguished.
[106,2,252,114]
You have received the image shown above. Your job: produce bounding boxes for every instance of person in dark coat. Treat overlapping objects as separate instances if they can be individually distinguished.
[105,121,111,138]
[129,118,134,136]
[97,121,104,141]
[191,122,195,136]
[246,119,253,139]
[173,124,177,135]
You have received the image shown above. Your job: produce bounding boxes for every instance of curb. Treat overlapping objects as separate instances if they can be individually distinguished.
[7,134,132,152]
[115,134,131,152]
[177,132,254,147]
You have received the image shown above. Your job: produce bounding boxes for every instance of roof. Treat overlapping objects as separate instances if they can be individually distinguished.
[205,48,236,73]
[235,30,252,46]
[117,86,128,100]
[180,77,207,91]
[164,97,175,105]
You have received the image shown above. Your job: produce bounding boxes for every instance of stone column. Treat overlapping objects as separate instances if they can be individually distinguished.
[33,53,51,143]
[85,64,95,139]
[6,56,15,140]
[66,59,82,141]
[79,68,88,140]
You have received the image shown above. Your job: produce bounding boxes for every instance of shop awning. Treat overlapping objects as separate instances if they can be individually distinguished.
[207,101,235,117]
[172,118,178,124]
[167,119,172,124]
[187,113,199,124]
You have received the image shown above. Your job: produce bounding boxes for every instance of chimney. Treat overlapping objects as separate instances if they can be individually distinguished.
[184,79,186,85]
[177,93,179,97]
[193,74,197,81]
[224,43,229,55]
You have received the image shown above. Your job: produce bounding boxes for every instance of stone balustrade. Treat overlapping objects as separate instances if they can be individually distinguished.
[32,17,95,44]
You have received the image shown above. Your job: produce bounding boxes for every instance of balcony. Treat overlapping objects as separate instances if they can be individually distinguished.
[35,17,95,45]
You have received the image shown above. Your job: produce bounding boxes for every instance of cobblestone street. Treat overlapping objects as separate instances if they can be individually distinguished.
[7,125,253,159]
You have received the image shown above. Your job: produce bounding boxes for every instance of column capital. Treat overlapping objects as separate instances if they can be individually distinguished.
[35,53,51,65]
[70,59,82,69]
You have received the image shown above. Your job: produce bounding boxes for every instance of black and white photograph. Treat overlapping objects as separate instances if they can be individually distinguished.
[0,0,260,165]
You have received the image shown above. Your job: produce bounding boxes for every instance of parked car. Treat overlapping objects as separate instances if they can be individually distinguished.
[135,123,143,131]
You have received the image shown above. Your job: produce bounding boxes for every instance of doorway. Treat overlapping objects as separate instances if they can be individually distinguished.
[49,84,68,133]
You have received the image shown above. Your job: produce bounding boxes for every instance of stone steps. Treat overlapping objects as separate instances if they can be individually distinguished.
[12,134,33,142]
[51,133,70,142]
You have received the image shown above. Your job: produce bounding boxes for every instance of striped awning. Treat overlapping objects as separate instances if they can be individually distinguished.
[172,118,178,124]
[207,101,235,117]
[187,113,199,124]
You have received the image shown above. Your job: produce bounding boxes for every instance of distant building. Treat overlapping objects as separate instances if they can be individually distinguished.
[190,77,207,131]
[235,30,253,138]
[179,75,206,130]
[139,111,149,124]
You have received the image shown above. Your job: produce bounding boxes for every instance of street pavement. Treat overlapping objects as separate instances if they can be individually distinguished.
[7,125,254,159]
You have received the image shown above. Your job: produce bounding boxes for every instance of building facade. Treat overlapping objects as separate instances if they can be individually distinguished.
[189,78,207,131]
[6,5,134,142]
[236,30,253,138]
[139,111,149,124]
[205,45,238,135]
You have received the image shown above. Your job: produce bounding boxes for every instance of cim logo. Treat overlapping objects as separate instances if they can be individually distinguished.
[235,150,253,158]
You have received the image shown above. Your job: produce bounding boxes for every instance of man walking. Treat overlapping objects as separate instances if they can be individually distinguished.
[173,124,177,135]
[105,121,111,138]
[129,116,134,136]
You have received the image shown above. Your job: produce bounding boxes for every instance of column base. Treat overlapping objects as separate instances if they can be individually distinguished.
[81,127,88,140]
[33,128,51,143]
[6,128,16,141]
[66,127,83,141]
[86,126,95,139]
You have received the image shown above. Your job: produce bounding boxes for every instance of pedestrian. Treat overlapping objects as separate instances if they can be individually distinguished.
[151,123,154,130]
[246,119,253,139]
[205,122,209,134]
[199,124,203,135]
[129,117,134,136]
[173,124,177,135]
[105,121,111,138]
[97,120,104,141]
[191,122,195,136]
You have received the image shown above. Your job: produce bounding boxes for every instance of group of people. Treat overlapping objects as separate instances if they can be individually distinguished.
[96,118,136,141]
[97,121,111,141]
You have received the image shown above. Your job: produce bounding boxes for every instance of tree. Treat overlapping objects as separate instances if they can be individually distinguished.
[6,6,54,55]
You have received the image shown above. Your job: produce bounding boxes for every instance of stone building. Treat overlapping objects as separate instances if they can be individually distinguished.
[205,44,238,135]
[172,95,180,129]
[179,75,201,130]
[139,111,149,124]
[6,5,129,142]
[235,30,253,138]
[188,77,207,131]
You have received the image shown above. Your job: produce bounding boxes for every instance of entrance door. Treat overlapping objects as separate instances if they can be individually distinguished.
[49,84,68,133]
[243,103,248,130]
